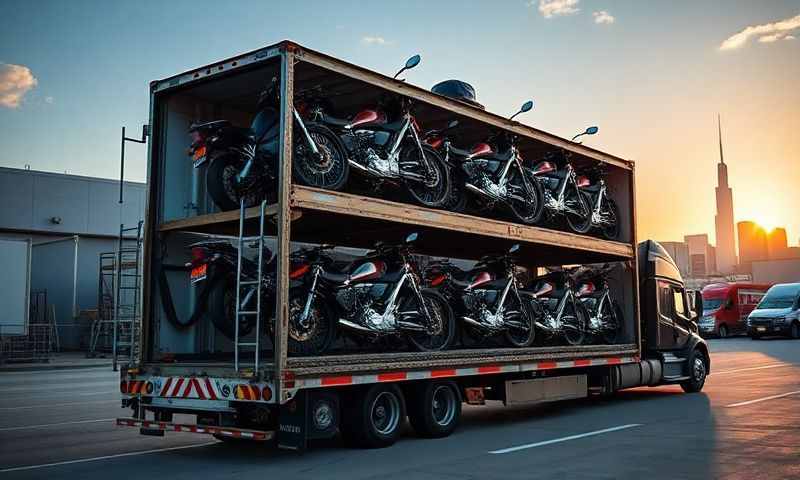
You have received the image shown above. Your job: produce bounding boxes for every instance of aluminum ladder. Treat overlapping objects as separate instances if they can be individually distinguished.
[234,199,267,372]
[112,221,143,371]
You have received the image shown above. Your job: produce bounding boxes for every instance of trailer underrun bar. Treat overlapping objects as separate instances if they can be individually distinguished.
[116,418,274,441]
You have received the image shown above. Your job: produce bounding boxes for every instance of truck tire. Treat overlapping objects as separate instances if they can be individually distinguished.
[680,349,707,393]
[790,321,800,339]
[718,324,728,338]
[408,381,461,438]
[341,384,406,449]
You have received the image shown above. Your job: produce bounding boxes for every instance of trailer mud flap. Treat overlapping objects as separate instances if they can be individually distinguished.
[278,390,307,451]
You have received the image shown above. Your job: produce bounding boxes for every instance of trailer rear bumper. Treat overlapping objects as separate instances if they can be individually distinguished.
[116,418,274,441]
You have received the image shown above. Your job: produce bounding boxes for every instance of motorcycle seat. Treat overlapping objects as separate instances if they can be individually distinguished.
[449,145,472,158]
[320,270,349,283]
[472,149,513,162]
[367,118,405,132]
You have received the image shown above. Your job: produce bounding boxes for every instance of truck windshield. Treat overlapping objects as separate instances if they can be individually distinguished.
[702,298,723,310]
[757,285,799,309]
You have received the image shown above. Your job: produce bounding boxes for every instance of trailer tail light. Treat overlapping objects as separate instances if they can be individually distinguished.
[261,386,273,402]
[289,263,310,279]
[235,384,261,401]
[191,145,207,162]
[429,273,447,287]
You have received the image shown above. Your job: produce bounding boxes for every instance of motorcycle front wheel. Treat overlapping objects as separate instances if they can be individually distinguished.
[293,123,349,191]
[286,287,336,356]
[406,289,456,352]
[403,145,451,208]
[507,169,545,225]
[564,185,592,234]
[601,197,621,241]
[561,301,588,346]
[598,300,623,345]
[504,294,536,347]
[206,151,272,211]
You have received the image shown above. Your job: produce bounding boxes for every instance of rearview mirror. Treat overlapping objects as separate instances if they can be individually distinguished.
[585,126,599,135]
[405,54,421,70]
[447,119,459,129]
[509,244,520,254]
[521,100,533,113]
[405,232,419,243]
[693,290,703,321]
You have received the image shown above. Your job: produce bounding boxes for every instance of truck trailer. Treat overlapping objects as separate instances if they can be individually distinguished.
[116,41,708,450]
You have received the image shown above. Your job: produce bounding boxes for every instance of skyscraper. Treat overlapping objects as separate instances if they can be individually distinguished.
[767,227,789,259]
[737,221,768,273]
[714,115,737,273]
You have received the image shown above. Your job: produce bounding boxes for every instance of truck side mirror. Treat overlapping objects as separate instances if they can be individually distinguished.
[693,290,703,321]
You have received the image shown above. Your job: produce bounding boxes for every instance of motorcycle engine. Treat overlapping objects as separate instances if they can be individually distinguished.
[337,284,395,331]
[463,290,504,328]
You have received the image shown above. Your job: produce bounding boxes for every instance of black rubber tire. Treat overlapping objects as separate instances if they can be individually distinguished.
[599,300,621,345]
[507,169,545,225]
[562,301,588,346]
[718,324,728,339]
[292,122,349,191]
[680,349,708,393]
[504,294,536,347]
[286,287,336,356]
[341,384,406,449]
[601,197,621,240]
[443,174,469,213]
[404,145,451,208]
[206,272,256,340]
[564,184,592,234]
[407,289,456,352]
[206,152,246,211]
[790,322,800,339]
[407,381,461,438]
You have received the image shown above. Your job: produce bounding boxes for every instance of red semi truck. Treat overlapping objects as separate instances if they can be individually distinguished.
[115,41,709,450]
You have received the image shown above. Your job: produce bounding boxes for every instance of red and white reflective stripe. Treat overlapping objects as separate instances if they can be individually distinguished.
[156,377,221,399]
[115,418,273,441]
[296,356,635,389]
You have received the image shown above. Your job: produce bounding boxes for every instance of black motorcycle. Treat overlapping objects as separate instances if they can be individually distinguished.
[187,79,348,211]
[185,239,334,356]
[530,150,593,234]
[571,264,623,344]
[289,233,456,352]
[522,269,589,345]
[298,56,451,208]
[425,102,544,224]
[578,166,621,240]
[424,244,536,347]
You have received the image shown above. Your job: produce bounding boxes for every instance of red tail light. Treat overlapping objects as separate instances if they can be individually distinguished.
[429,273,447,286]
[289,263,310,279]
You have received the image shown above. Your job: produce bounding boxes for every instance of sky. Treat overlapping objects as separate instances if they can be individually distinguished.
[1,0,798,248]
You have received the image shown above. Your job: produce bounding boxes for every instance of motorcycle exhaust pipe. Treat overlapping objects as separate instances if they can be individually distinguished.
[464,183,500,201]
[396,321,426,332]
[348,159,372,174]
[337,318,373,334]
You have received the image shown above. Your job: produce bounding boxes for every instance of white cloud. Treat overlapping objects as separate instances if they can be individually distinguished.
[536,0,580,19]
[0,63,38,109]
[786,35,796,40]
[362,36,389,46]
[719,13,800,50]
[593,10,615,25]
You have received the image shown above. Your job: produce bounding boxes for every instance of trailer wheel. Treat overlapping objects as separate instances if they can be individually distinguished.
[408,381,461,438]
[680,349,707,393]
[342,384,406,448]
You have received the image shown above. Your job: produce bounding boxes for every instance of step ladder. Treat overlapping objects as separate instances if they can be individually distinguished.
[234,199,268,373]
[112,221,144,371]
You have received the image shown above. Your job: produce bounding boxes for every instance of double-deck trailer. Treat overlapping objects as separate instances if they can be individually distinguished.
[115,41,709,450]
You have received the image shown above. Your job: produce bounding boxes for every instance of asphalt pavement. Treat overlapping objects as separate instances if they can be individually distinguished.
[1,337,798,479]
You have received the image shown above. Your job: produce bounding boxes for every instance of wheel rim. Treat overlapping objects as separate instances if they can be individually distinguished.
[221,165,261,208]
[562,306,585,345]
[601,199,620,239]
[288,295,329,355]
[371,391,401,435]
[719,325,727,338]
[431,385,457,427]
[295,131,345,189]
[509,173,540,223]
[565,190,591,232]
[693,356,706,382]
[406,151,447,206]
[506,300,535,346]
[410,295,449,351]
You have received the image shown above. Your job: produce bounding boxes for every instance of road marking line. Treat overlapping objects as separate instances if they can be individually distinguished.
[713,363,794,375]
[0,399,118,411]
[489,424,643,454]
[2,382,117,393]
[0,442,218,473]
[726,390,800,408]
[0,367,112,376]
[0,418,115,432]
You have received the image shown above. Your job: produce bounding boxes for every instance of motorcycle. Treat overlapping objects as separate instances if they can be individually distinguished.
[578,166,621,240]
[424,244,536,347]
[187,78,348,211]
[299,55,451,208]
[530,149,593,234]
[522,269,589,345]
[185,239,334,356]
[425,102,544,224]
[571,264,623,344]
[289,233,456,352]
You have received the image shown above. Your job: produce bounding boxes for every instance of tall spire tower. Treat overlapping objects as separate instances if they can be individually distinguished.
[714,115,736,273]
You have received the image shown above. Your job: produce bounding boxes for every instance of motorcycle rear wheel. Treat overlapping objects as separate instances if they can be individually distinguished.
[206,151,273,211]
[504,295,536,347]
[406,289,456,352]
[564,186,592,234]
[293,123,349,191]
[561,301,588,346]
[207,272,257,340]
[601,197,621,241]
[404,145,451,208]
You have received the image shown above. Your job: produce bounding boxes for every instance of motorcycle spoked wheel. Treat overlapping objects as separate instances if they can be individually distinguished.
[601,197,621,241]
[507,169,545,225]
[404,289,456,352]
[284,287,336,356]
[206,151,275,212]
[503,295,536,348]
[597,301,623,345]
[292,123,349,191]
[563,186,592,234]
[402,145,451,208]
[561,301,588,346]
[443,173,469,213]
